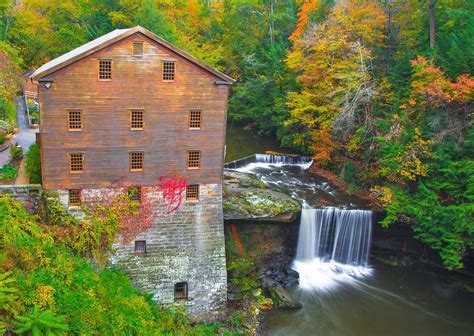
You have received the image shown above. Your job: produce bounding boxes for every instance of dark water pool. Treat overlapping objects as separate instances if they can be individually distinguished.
[224,127,474,336]
[260,260,474,336]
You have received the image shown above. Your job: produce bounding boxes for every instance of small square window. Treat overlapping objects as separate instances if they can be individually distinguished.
[187,150,200,169]
[128,187,141,201]
[130,110,144,130]
[130,151,144,172]
[189,110,202,129]
[68,110,82,131]
[186,185,199,201]
[68,189,81,206]
[135,240,146,254]
[99,59,112,80]
[174,282,188,301]
[162,61,175,81]
[69,153,84,173]
[133,42,143,56]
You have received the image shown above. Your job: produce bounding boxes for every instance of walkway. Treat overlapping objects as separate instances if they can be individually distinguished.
[0,96,39,184]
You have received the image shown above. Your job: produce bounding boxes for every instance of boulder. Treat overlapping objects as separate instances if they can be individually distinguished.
[261,275,302,310]
[223,170,301,222]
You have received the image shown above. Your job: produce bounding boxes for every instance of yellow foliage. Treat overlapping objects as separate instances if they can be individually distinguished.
[370,185,393,207]
[34,285,56,310]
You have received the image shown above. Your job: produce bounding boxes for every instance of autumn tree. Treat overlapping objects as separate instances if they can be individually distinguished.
[285,0,386,162]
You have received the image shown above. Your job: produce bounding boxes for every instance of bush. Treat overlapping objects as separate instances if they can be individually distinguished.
[0,195,238,335]
[9,145,23,162]
[25,143,41,184]
[0,164,18,180]
[27,101,38,113]
[0,96,17,127]
[0,133,5,145]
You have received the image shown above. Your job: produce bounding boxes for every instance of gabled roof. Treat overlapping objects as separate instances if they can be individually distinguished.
[31,26,235,84]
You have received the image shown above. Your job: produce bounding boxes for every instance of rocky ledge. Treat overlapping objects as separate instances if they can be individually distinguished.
[260,268,302,309]
[223,170,301,222]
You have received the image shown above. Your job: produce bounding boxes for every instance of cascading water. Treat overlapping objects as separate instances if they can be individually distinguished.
[226,153,373,292]
[293,208,373,291]
[295,208,372,266]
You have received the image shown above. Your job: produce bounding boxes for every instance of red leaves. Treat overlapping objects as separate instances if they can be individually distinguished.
[158,175,188,214]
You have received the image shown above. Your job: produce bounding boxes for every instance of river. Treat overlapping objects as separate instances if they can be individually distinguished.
[224,139,474,336]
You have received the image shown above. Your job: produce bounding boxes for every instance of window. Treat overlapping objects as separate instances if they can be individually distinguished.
[69,153,84,173]
[186,184,199,201]
[68,110,82,131]
[99,59,112,80]
[128,187,141,202]
[130,109,144,130]
[135,240,146,254]
[162,61,175,81]
[130,151,144,172]
[174,282,188,300]
[68,189,81,206]
[189,110,202,129]
[187,150,200,169]
[133,42,144,56]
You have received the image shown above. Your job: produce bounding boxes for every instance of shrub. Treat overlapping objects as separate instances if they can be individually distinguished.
[0,133,5,145]
[26,144,41,184]
[0,164,18,180]
[9,145,23,162]
[27,102,38,113]
[0,195,238,335]
[0,96,16,127]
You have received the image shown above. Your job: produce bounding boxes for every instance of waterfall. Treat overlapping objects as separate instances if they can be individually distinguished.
[296,208,372,266]
[224,154,313,170]
[293,208,373,291]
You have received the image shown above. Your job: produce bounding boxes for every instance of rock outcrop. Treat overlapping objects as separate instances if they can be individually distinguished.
[223,170,301,222]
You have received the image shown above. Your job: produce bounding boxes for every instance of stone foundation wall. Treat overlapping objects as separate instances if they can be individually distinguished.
[56,184,227,319]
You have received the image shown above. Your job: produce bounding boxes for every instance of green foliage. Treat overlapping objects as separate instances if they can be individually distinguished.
[0,195,236,335]
[27,102,38,113]
[10,145,23,162]
[14,306,69,335]
[25,144,41,184]
[0,132,5,144]
[0,164,18,180]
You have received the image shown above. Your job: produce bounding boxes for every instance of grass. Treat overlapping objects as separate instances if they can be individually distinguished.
[0,164,18,181]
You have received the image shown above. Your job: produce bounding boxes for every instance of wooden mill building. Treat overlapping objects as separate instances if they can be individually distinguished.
[32,26,234,318]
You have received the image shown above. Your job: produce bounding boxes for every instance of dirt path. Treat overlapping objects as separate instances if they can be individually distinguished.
[15,158,29,184]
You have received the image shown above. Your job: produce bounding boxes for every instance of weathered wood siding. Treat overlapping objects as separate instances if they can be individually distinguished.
[39,32,229,189]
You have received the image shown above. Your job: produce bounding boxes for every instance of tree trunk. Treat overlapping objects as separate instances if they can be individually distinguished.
[429,0,436,49]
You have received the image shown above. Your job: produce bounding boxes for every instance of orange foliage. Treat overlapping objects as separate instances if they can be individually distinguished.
[290,0,320,41]
[410,56,474,107]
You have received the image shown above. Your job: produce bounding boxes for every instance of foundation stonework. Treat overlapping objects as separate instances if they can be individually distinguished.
[56,183,227,318]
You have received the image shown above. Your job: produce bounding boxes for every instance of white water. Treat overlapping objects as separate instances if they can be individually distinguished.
[226,154,373,292]
[233,154,313,173]
[293,208,373,292]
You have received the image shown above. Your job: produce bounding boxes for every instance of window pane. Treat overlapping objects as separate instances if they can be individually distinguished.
[130,152,144,171]
[69,153,84,173]
[187,150,200,169]
[189,110,201,129]
[130,110,144,130]
[99,60,112,80]
[68,189,81,206]
[174,282,188,300]
[133,42,143,56]
[162,62,175,81]
[186,184,199,201]
[68,110,82,130]
[135,240,146,254]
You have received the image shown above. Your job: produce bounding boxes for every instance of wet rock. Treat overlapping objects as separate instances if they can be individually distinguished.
[261,274,302,310]
[259,267,300,289]
[223,170,301,222]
